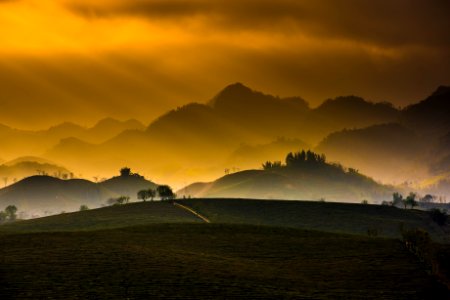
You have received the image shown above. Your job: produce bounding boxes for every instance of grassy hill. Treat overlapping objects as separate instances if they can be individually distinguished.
[179,151,394,203]
[178,199,449,241]
[0,201,202,233]
[2,198,448,242]
[1,223,448,299]
[0,176,113,217]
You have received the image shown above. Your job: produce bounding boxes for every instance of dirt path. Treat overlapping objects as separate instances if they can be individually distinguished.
[173,202,211,223]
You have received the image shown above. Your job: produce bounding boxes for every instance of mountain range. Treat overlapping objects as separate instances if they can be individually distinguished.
[0,83,449,192]
[0,118,145,159]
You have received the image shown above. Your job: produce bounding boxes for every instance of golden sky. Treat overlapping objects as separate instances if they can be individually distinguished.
[0,0,449,129]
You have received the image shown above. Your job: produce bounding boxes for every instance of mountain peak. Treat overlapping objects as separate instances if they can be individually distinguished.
[210,82,254,105]
[222,82,252,93]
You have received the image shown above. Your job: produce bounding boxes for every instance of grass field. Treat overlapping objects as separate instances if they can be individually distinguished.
[1,224,448,299]
[1,199,449,299]
[179,199,449,241]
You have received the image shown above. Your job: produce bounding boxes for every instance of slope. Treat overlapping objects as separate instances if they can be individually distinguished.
[179,199,448,241]
[0,176,113,217]
[0,201,202,233]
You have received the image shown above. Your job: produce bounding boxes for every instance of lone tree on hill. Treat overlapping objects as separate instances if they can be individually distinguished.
[5,205,17,221]
[79,205,89,211]
[157,185,175,201]
[120,167,132,177]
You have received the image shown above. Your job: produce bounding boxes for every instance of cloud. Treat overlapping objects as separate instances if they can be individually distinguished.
[67,0,450,48]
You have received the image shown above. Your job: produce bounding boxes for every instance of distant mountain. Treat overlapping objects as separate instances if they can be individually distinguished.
[429,131,450,174]
[0,158,71,183]
[3,156,55,166]
[44,83,443,186]
[402,85,450,138]
[316,123,425,184]
[210,83,310,141]
[226,138,310,170]
[178,150,393,203]
[146,103,240,157]
[0,118,145,159]
[308,96,400,142]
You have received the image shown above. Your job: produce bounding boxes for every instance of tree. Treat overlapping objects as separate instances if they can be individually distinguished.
[420,194,435,203]
[405,192,418,209]
[107,196,130,206]
[137,190,148,202]
[138,189,156,202]
[5,205,17,221]
[0,211,7,223]
[262,161,282,170]
[148,189,156,201]
[117,196,130,205]
[393,192,403,207]
[79,205,89,211]
[120,167,131,177]
[157,185,175,201]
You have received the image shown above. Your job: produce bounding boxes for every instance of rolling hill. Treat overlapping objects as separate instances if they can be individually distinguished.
[0,171,159,217]
[0,176,112,217]
[178,150,395,203]
[3,198,447,241]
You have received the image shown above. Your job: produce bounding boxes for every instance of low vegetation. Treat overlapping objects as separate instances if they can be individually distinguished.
[179,199,449,241]
[1,224,448,299]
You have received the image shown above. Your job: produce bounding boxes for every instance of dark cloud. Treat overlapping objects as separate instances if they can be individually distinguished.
[68,0,450,48]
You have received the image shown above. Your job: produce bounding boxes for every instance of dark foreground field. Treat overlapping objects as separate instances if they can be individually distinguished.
[1,200,449,299]
[1,224,448,299]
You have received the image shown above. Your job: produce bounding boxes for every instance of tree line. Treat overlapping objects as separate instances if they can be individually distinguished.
[263,150,328,170]
[107,185,176,206]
